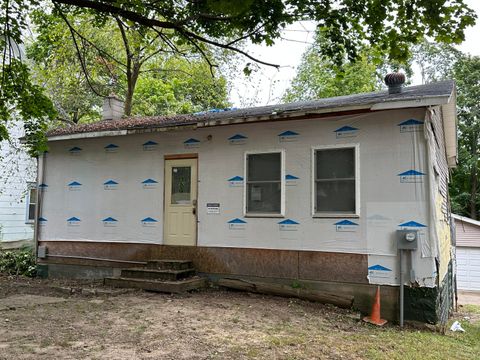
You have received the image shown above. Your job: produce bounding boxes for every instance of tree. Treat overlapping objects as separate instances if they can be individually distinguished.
[27,11,229,123]
[411,42,480,219]
[1,0,477,154]
[283,31,384,102]
[449,56,480,220]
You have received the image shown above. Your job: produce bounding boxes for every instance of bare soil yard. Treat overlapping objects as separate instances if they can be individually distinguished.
[0,274,479,360]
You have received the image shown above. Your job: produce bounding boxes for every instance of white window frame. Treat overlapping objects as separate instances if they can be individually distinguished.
[25,182,37,224]
[244,149,285,218]
[311,144,360,218]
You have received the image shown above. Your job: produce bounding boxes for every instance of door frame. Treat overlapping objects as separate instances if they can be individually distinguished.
[163,153,199,246]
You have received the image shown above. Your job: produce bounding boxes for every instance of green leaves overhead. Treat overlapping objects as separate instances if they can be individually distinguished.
[0,0,477,156]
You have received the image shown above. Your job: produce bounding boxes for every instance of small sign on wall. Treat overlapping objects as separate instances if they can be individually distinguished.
[68,181,82,191]
[104,180,118,190]
[141,217,158,227]
[206,203,220,214]
[142,178,158,189]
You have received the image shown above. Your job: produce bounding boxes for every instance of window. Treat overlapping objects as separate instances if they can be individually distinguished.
[313,146,358,216]
[245,152,284,215]
[26,184,37,223]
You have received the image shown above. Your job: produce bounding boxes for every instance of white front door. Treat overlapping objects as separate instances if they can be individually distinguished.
[164,158,197,246]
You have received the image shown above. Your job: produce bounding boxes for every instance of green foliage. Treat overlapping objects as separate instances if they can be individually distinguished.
[0,0,477,154]
[283,32,384,102]
[26,10,230,122]
[412,43,480,219]
[0,246,37,277]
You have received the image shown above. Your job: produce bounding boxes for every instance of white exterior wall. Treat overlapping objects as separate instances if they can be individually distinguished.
[40,108,438,286]
[0,121,36,243]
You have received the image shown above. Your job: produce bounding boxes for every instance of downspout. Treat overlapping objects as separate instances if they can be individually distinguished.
[33,152,46,259]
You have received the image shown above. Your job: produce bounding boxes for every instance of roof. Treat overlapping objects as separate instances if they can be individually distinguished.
[453,214,480,228]
[47,80,456,145]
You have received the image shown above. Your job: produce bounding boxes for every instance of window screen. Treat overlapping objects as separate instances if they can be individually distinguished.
[27,186,37,222]
[246,153,281,214]
[315,148,356,214]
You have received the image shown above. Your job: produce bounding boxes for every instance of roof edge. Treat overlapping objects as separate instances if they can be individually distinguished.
[453,214,480,227]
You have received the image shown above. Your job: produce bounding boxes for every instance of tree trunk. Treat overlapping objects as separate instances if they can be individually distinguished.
[470,158,478,220]
[124,61,140,116]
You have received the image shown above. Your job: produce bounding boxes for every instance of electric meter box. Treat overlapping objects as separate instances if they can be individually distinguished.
[396,229,418,250]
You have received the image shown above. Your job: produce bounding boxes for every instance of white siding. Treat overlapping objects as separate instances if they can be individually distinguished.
[457,247,480,290]
[0,121,36,242]
[455,219,480,248]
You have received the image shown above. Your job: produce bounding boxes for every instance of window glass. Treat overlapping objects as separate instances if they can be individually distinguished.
[316,148,355,179]
[246,153,282,214]
[315,148,356,214]
[171,166,191,204]
[27,187,36,221]
[247,153,281,181]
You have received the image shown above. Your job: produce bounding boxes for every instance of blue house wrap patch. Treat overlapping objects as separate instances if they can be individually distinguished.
[104,144,119,149]
[143,141,158,146]
[67,217,81,222]
[228,134,247,140]
[285,174,299,180]
[368,264,392,272]
[278,219,299,225]
[69,146,82,152]
[142,178,158,184]
[334,220,358,226]
[104,180,118,185]
[68,181,82,186]
[228,218,247,224]
[398,119,424,126]
[102,217,118,222]
[184,138,200,144]
[278,130,299,137]
[398,170,425,176]
[38,217,47,222]
[399,221,427,228]
[38,183,48,189]
[141,217,158,223]
[228,176,243,182]
[334,125,358,132]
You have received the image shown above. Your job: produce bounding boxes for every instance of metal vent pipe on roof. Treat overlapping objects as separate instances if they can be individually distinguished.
[384,72,406,94]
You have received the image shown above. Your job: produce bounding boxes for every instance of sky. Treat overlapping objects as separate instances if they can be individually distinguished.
[230,0,480,108]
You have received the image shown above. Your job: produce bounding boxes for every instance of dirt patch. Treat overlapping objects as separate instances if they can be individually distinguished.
[0,274,479,360]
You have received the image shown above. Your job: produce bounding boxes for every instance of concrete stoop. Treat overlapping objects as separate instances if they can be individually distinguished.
[104,260,206,293]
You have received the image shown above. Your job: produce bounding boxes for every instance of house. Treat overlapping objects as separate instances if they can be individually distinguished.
[0,121,37,249]
[35,78,457,323]
[0,40,36,249]
[453,214,480,291]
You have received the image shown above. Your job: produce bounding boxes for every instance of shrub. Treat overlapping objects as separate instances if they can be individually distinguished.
[0,246,37,277]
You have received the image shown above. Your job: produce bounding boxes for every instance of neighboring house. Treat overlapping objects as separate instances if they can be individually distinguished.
[453,214,480,291]
[0,121,36,249]
[36,79,457,323]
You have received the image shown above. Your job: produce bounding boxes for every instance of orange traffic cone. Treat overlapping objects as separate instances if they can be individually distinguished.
[363,286,387,326]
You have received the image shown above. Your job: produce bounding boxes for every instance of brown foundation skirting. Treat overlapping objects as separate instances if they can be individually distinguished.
[38,241,368,284]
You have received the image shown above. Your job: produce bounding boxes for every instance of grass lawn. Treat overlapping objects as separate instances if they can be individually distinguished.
[0,275,478,359]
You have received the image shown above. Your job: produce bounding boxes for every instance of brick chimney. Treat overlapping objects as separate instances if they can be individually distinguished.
[102,94,124,121]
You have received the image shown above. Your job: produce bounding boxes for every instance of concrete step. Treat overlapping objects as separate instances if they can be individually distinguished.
[147,259,193,271]
[104,276,206,293]
[121,268,195,281]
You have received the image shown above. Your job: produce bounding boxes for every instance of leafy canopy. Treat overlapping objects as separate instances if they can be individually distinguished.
[0,0,477,155]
